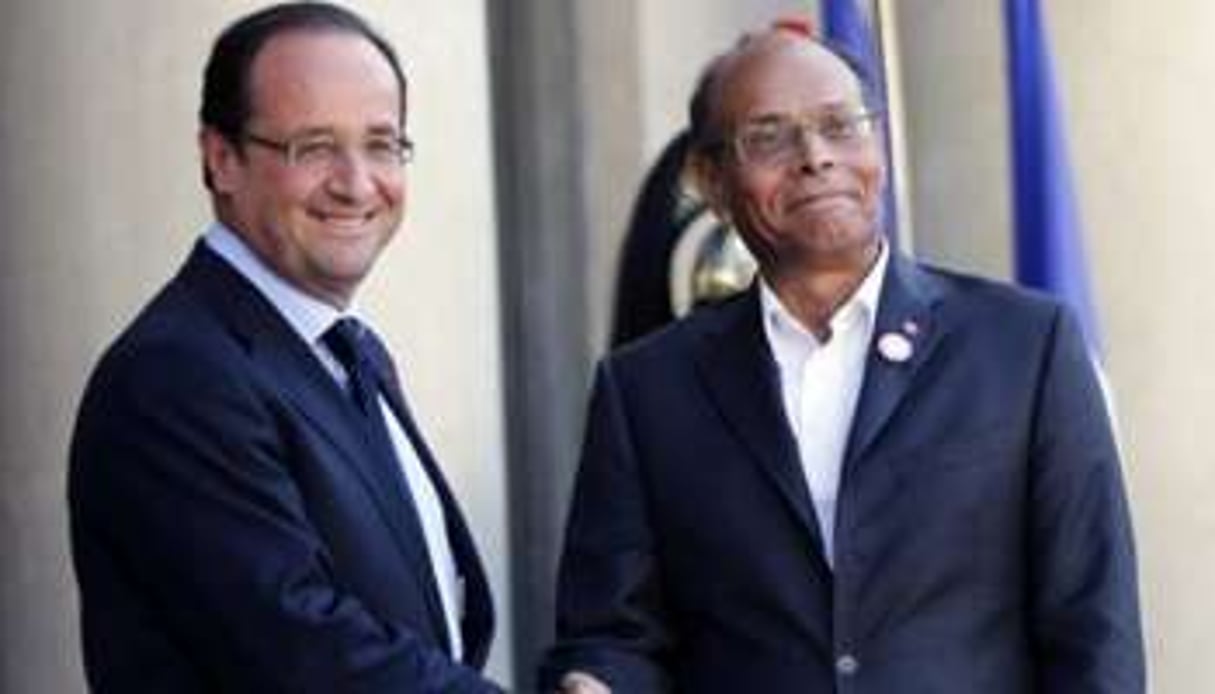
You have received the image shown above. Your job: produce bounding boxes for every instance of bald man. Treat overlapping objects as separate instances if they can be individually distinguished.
[542,28,1143,694]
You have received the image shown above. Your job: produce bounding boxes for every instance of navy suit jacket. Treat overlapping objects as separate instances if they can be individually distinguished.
[544,255,1144,693]
[69,243,501,693]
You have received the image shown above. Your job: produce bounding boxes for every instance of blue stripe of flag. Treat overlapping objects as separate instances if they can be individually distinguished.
[1005,0,1102,352]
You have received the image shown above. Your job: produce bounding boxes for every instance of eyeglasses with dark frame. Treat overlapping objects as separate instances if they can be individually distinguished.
[242,130,415,171]
[725,110,881,168]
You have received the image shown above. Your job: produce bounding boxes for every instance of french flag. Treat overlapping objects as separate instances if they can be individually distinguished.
[1005,0,1103,353]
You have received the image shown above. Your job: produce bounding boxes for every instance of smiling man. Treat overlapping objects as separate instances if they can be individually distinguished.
[543,27,1144,694]
[68,4,502,692]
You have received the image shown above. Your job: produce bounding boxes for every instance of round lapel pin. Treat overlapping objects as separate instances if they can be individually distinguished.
[877,331,914,363]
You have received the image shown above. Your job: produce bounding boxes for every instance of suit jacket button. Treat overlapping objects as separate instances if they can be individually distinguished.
[836,654,860,676]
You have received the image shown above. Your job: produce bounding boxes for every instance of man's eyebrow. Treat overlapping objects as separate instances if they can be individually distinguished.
[738,113,789,127]
[268,123,404,139]
[740,102,865,124]
[366,123,403,136]
[283,126,337,139]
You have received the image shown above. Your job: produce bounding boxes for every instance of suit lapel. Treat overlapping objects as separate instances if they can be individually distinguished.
[693,289,829,564]
[180,244,445,616]
[398,409,495,665]
[259,338,440,582]
[844,255,947,468]
[375,369,494,661]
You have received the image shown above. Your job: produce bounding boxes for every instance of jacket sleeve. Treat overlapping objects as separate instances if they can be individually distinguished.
[541,360,672,693]
[1028,306,1146,693]
[69,339,503,694]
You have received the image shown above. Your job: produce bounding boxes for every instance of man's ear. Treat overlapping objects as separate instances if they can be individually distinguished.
[686,151,732,224]
[199,127,242,194]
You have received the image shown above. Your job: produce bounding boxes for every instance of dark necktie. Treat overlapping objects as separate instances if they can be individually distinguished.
[321,316,415,496]
[322,318,461,649]
[323,317,393,416]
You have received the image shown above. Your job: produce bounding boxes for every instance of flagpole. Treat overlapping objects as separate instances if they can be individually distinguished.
[871,0,916,255]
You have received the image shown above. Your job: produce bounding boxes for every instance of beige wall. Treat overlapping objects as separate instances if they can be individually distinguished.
[0,1,510,690]
[1057,2,1215,688]
[895,2,1215,690]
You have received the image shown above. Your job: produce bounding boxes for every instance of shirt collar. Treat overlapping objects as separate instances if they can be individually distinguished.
[203,222,359,345]
[760,240,889,353]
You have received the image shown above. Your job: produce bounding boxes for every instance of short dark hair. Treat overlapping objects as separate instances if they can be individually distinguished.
[687,31,882,160]
[200,2,407,146]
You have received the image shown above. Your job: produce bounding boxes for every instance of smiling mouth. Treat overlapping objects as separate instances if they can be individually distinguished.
[311,210,376,227]
[791,191,854,211]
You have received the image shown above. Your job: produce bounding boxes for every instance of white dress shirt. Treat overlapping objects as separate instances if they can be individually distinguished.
[204,223,465,661]
[760,243,888,567]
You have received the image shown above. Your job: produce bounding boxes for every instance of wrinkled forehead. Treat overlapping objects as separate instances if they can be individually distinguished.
[712,36,866,128]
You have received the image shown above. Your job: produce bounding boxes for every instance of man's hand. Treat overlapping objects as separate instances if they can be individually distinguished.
[559,671,612,694]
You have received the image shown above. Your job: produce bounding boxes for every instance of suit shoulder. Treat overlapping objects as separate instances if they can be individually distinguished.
[81,277,251,410]
[605,290,747,366]
[916,262,1066,325]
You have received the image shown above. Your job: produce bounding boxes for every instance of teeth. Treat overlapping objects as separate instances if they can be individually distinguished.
[316,212,371,223]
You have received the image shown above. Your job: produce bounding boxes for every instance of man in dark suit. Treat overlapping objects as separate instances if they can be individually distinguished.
[544,27,1144,693]
[68,4,502,691]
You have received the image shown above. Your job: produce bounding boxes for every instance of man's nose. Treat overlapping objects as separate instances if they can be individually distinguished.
[795,126,836,173]
[325,148,378,199]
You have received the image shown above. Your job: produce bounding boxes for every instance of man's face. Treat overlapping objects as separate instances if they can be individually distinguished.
[203,30,405,307]
[705,39,884,274]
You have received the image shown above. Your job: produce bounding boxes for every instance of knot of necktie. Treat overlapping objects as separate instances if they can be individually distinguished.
[323,317,390,414]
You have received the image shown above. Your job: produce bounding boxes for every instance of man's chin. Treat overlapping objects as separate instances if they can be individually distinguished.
[800,215,875,247]
[781,221,877,270]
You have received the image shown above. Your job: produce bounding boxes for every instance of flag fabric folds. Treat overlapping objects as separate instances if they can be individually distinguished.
[1004,0,1102,353]
[823,0,880,71]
